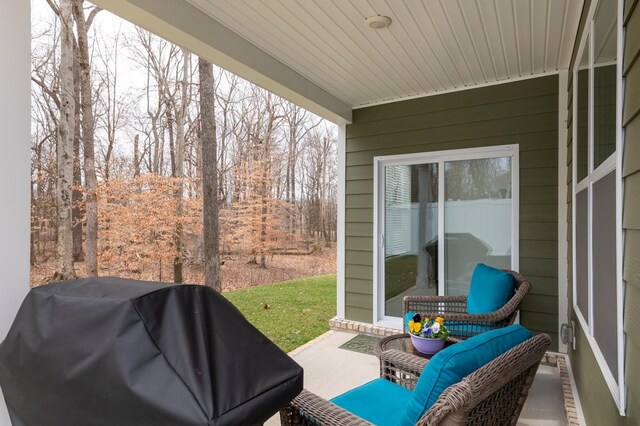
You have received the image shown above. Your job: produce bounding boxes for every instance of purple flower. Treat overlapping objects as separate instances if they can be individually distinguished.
[422,327,433,337]
[412,313,421,323]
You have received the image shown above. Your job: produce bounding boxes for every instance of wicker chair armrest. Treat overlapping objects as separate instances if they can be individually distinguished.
[490,279,530,318]
[379,348,429,373]
[280,389,373,426]
[378,348,429,389]
[404,294,468,304]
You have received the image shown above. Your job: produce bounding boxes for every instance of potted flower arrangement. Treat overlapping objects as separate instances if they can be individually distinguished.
[406,313,450,355]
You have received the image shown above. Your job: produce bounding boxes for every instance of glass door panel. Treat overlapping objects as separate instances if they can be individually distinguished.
[444,157,512,295]
[384,163,438,317]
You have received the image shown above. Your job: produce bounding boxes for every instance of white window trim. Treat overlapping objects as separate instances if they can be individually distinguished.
[373,145,519,330]
[571,0,625,415]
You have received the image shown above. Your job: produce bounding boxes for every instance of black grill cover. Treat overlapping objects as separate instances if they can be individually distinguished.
[0,277,303,425]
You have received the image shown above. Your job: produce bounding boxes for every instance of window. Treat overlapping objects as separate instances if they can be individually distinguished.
[373,145,518,328]
[572,0,624,414]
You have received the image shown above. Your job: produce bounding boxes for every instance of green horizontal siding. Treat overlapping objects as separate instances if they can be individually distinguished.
[623,57,640,124]
[624,229,640,284]
[345,306,372,323]
[520,240,559,259]
[520,222,557,241]
[524,276,560,297]
[521,294,559,314]
[347,113,558,152]
[345,223,373,237]
[624,172,640,228]
[346,292,373,309]
[622,114,640,176]
[345,278,373,295]
[346,131,559,167]
[345,251,373,266]
[624,279,640,352]
[521,168,558,187]
[347,94,557,139]
[520,187,559,205]
[344,75,560,345]
[353,77,557,123]
[624,1,640,74]
[346,180,372,195]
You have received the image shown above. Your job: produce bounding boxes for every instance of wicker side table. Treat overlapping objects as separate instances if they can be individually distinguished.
[373,334,457,390]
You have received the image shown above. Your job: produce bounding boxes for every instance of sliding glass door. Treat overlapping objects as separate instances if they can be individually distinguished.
[375,146,518,325]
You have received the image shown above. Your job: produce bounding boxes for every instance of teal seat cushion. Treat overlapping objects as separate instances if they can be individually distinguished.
[399,324,532,426]
[466,263,516,314]
[331,378,413,426]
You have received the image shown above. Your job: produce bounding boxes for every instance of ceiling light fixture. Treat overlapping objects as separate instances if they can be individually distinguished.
[366,15,392,30]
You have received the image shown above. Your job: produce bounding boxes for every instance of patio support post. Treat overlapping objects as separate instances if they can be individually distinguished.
[0,0,31,421]
[336,124,346,319]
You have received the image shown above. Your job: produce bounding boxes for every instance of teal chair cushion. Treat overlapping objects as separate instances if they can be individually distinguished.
[331,378,413,426]
[466,263,516,314]
[399,324,532,426]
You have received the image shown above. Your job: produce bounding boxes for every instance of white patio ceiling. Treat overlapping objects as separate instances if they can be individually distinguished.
[91,0,584,123]
[188,0,583,108]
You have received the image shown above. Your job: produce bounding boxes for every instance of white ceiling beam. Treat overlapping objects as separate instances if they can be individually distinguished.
[90,0,353,124]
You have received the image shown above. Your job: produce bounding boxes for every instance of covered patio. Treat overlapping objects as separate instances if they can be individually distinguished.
[2,0,639,424]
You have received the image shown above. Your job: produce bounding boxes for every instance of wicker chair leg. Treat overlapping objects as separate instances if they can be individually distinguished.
[279,404,301,426]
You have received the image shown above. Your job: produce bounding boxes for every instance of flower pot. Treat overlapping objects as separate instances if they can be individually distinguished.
[409,334,446,355]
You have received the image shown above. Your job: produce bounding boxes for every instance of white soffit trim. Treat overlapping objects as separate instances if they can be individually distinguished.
[90,0,353,125]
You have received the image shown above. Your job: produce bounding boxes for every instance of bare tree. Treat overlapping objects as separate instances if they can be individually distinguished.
[72,37,85,261]
[73,0,101,277]
[52,0,76,280]
[173,49,190,283]
[31,14,61,264]
[94,24,126,182]
[199,58,221,291]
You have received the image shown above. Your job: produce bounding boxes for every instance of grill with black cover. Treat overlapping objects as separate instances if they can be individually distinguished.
[0,277,303,425]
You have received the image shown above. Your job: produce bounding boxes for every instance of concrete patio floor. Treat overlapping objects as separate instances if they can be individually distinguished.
[267,331,571,425]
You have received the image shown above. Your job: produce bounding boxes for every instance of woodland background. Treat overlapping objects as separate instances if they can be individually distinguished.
[30,0,338,289]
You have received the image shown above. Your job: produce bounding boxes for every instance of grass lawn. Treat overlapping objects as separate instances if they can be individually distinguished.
[224,274,336,353]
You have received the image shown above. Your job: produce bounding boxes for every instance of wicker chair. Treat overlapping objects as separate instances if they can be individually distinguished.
[280,333,551,425]
[403,270,530,342]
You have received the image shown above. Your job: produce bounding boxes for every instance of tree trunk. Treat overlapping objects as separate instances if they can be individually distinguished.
[173,49,189,284]
[73,0,100,277]
[199,58,221,291]
[133,134,141,178]
[72,39,85,261]
[53,0,77,281]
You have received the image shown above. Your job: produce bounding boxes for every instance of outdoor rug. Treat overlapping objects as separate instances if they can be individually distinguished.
[338,334,380,355]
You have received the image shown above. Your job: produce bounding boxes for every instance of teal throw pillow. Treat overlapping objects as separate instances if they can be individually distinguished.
[466,263,515,314]
[399,324,532,426]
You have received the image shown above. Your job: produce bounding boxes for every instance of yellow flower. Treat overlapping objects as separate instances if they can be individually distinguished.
[435,317,444,325]
[408,321,422,333]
